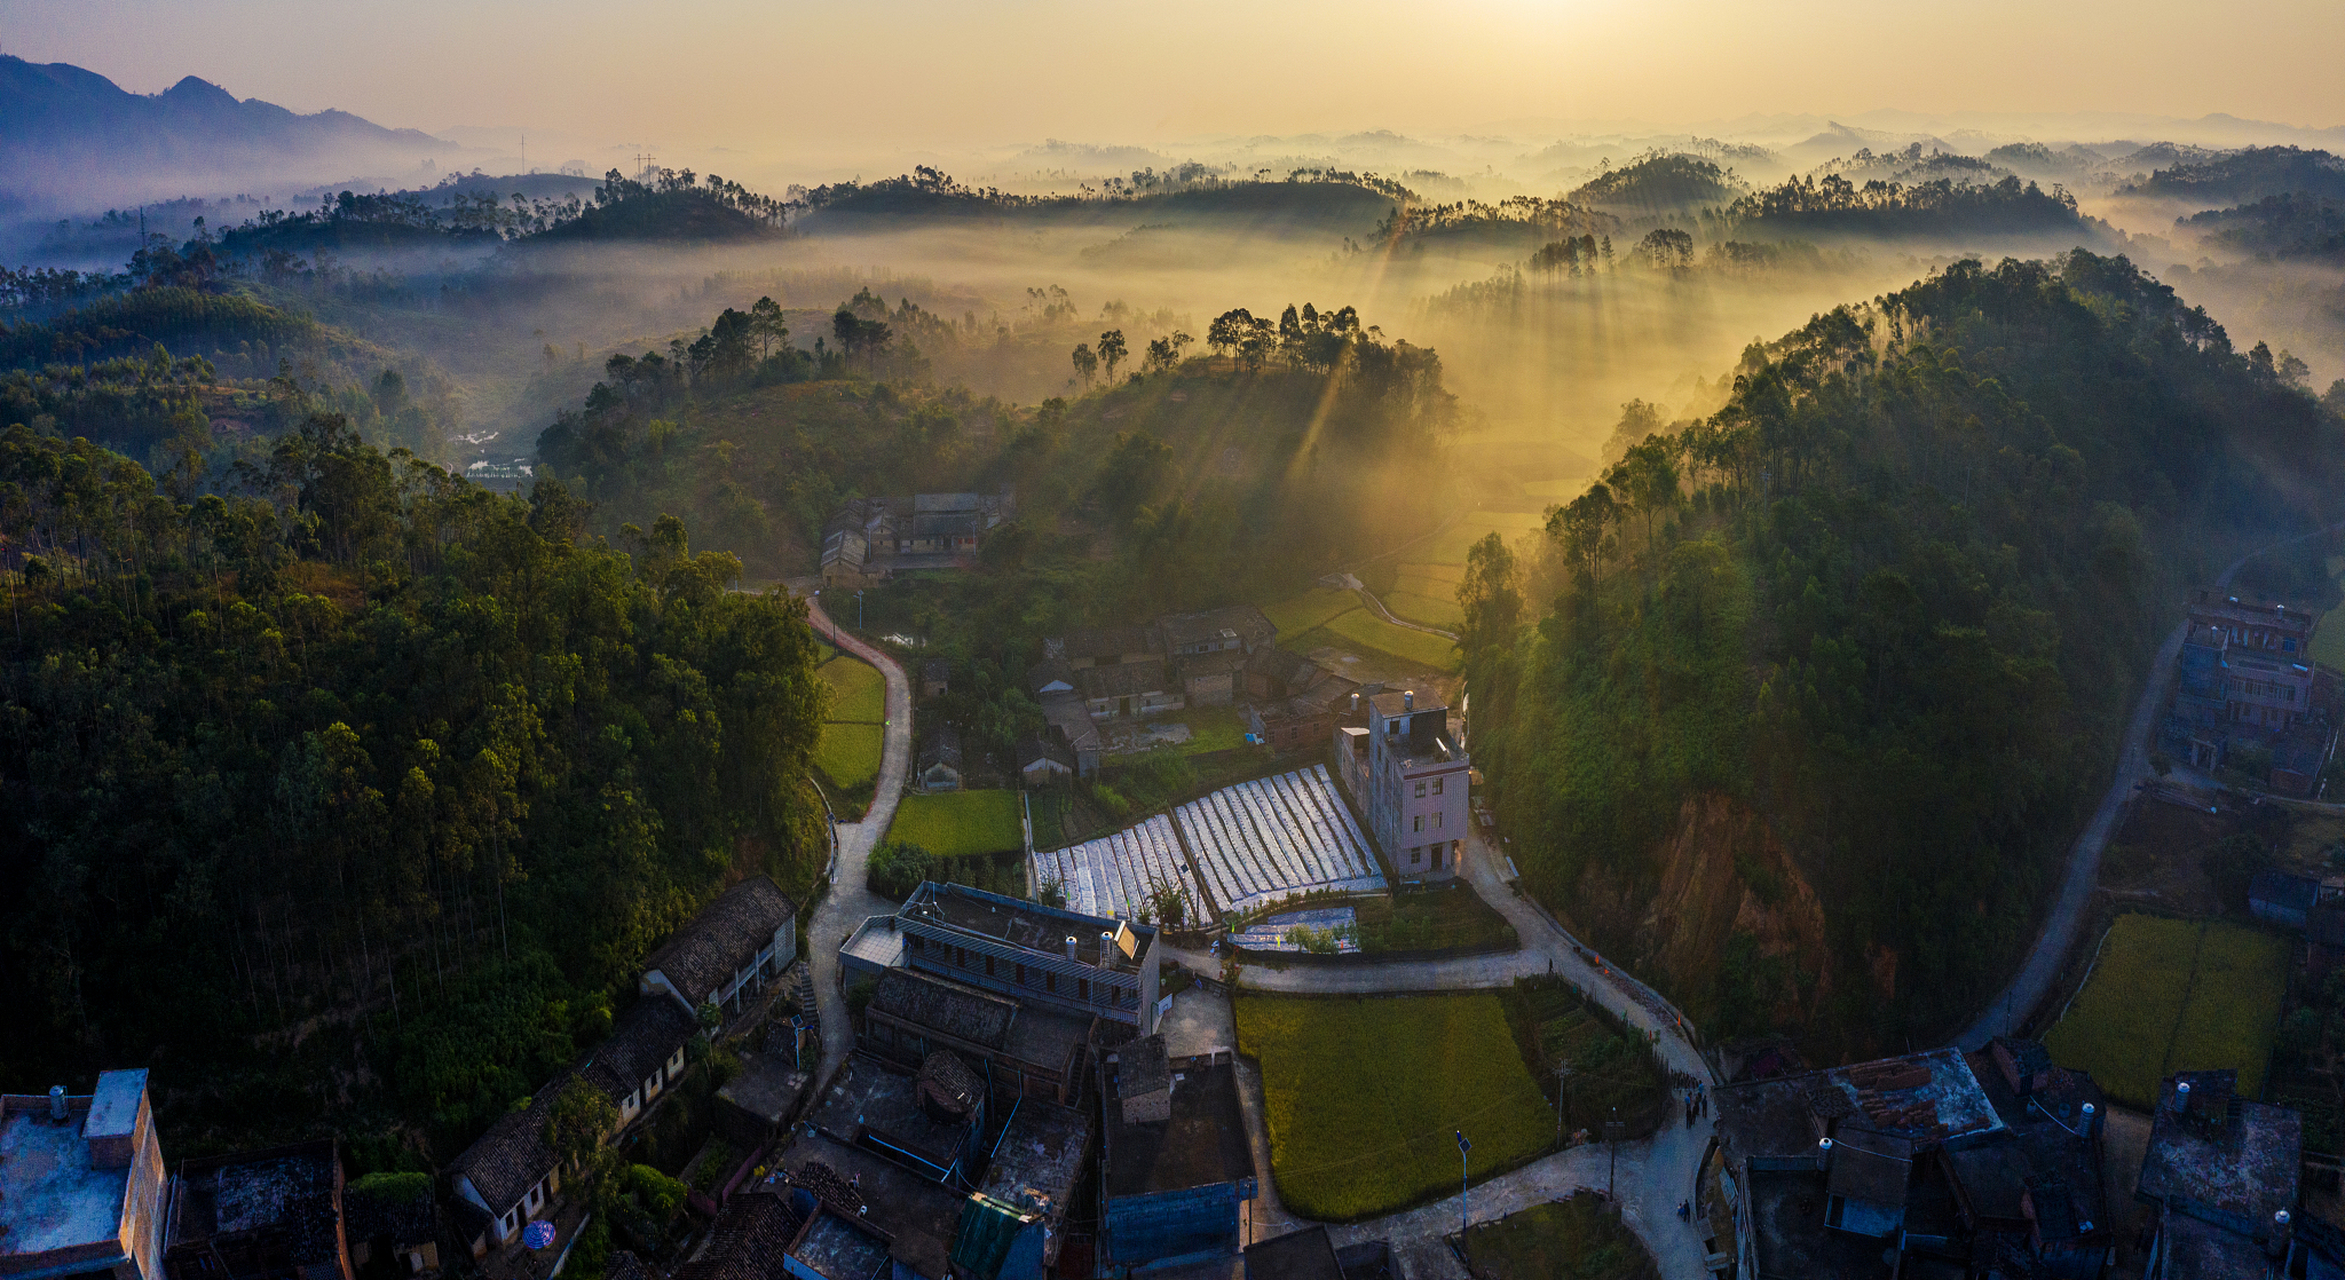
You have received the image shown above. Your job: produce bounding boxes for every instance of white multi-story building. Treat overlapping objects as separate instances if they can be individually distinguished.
[1333,689,1470,880]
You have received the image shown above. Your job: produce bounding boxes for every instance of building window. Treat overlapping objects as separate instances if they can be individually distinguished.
[1435,811,1444,829]
[908,934,924,953]
[1413,814,1423,833]
[1016,963,1027,986]
[1414,781,1426,798]
[1409,847,1422,866]
[1432,776,1443,795]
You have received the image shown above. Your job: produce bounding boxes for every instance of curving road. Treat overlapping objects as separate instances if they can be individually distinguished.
[1957,522,2344,1049]
[800,589,913,1082]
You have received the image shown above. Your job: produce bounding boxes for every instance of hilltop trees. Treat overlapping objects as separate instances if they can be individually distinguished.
[1097,329,1128,382]
[1473,251,2340,1052]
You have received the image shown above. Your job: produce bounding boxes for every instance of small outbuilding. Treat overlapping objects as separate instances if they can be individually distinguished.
[1016,736,1076,784]
[917,726,964,792]
[2250,869,2319,928]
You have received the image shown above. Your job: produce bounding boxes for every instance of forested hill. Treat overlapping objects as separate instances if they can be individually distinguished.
[0,418,827,1159]
[1462,252,2342,1059]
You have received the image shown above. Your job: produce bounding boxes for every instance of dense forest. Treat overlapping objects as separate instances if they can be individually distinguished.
[537,294,1456,762]
[1460,252,2345,1056]
[0,417,828,1162]
[2119,144,2345,204]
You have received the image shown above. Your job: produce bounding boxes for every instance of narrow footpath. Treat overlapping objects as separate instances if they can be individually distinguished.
[801,591,913,1083]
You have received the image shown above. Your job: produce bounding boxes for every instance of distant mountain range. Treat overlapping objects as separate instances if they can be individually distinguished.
[0,55,455,215]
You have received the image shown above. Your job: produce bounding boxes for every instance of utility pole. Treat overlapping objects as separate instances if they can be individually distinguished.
[856,589,864,630]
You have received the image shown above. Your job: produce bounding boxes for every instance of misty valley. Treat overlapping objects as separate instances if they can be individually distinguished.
[6,40,2345,1280]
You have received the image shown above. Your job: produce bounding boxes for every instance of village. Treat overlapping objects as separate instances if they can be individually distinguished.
[8,552,2345,1280]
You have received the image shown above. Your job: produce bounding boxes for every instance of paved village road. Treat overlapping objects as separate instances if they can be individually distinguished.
[1956,521,2345,1050]
[800,590,913,1083]
[1162,826,1722,1280]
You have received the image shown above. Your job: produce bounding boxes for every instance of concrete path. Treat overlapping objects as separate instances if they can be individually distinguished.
[801,591,913,1083]
[1352,582,1460,643]
[1956,522,2344,1049]
[1170,826,1720,1279]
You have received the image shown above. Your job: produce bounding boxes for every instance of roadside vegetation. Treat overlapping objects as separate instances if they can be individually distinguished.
[1461,1196,1661,1280]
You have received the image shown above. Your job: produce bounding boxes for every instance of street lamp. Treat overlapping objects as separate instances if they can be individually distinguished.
[1456,1130,1471,1259]
[1607,1106,1623,1203]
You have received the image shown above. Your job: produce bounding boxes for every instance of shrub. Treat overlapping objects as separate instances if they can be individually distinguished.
[869,840,935,899]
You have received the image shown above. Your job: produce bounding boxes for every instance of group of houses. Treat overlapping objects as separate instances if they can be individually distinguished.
[2162,588,2339,796]
[1712,1038,2325,1279]
[1013,604,1366,783]
[823,881,1267,1278]
[0,1072,441,1280]
[820,491,1017,588]
[0,877,803,1280]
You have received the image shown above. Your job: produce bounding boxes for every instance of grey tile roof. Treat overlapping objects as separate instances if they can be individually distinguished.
[644,875,796,1006]
[1061,626,1159,662]
[1157,606,1273,653]
[590,996,700,1096]
[1118,1035,1170,1099]
[1017,737,1075,772]
[673,1189,804,1280]
[918,726,963,773]
[449,1076,567,1214]
[1078,658,1167,700]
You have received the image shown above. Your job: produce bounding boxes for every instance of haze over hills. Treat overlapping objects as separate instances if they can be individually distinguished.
[0,54,456,215]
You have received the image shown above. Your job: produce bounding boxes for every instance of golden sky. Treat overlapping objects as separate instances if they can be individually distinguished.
[10,0,2342,152]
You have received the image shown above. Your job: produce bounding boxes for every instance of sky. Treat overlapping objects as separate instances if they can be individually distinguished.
[7,0,2344,158]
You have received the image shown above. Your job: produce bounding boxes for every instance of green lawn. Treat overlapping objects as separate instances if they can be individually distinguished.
[819,654,887,723]
[1385,590,1464,629]
[1264,588,1362,642]
[1396,561,1465,589]
[1236,993,1555,1220]
[1462,1197,1660,1280]
[889,790,1026,858]
[1321,607,1461,670]
[814,723,884,791]
[1165,704,1252,755]
[2043,915,2290,1108]
[1421,511,1547,566]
